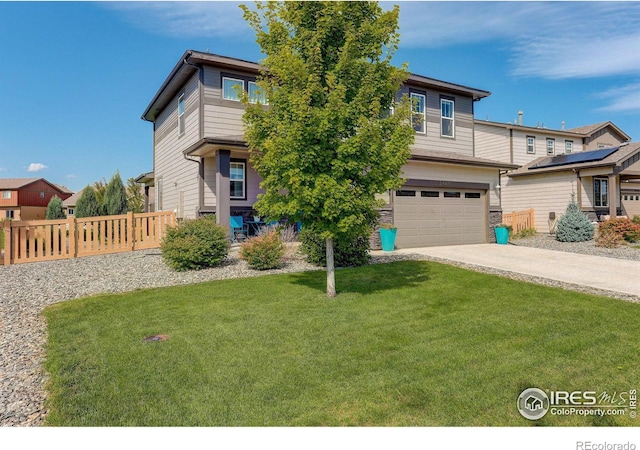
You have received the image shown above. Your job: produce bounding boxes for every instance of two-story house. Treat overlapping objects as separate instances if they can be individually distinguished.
[141,50,517,248]
[474,117,640,232]
[0,178,73,220]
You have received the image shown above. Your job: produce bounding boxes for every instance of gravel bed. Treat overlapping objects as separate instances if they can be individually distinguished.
[510,233,640,261]
[1,235,638,427]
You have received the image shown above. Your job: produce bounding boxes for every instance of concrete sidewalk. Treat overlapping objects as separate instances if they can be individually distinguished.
[391,244,640,298]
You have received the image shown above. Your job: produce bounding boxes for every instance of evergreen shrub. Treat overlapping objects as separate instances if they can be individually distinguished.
[46,196,66,220]
[555,195,595,242]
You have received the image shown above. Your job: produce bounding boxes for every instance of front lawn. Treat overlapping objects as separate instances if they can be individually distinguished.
[44,261,640,426]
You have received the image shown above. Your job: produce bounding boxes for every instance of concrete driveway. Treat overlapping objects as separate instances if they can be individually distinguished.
[391,244,640,298]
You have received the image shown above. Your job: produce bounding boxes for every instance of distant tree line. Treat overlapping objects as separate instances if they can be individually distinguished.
[45,172,145,220]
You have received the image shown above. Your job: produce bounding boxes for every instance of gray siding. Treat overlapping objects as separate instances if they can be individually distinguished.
[202,66,253,138]
[400,84,475,157]
[154,72,201,218]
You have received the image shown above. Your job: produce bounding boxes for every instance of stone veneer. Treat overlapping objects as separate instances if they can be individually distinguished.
[488,208,503,244]
[370,207,394,250]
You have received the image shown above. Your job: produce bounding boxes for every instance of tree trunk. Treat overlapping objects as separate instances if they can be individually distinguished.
[326,237,337,298]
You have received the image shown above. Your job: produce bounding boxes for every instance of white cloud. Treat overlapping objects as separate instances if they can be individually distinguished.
[596,82,640,113]
[27,163,48,173]
[397,2,640,81]
[66,174,77,179]
[105,2,252,40]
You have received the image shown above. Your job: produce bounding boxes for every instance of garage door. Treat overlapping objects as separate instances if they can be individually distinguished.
[393,187,487,248]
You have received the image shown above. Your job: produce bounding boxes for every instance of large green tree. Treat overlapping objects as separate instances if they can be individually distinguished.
[126,177,145,213]
[241,1,414,297]
[45,195,66,220]
[75,186,102,218]
[103,172,129,216]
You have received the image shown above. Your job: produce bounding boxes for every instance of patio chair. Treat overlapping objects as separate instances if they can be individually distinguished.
[230,216,249,242]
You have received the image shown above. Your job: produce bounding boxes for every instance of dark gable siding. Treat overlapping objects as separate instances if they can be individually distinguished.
[16,180,72,207]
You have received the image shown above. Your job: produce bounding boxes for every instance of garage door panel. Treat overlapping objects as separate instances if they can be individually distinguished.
[394,188,487,248]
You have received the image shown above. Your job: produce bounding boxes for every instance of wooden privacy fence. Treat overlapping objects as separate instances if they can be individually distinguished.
[502,208,534,232]
[1,211,176,265]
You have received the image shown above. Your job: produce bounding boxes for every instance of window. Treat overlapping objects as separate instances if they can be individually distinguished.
[637,196,639,201]
[546,138,555,155]
[421,191,439,198]
[440,98,455,138]
[230,160,246,200]
[178,94,185,136]
[465,193,481,199]
[40,192,45,199]
[248,82,267,104]
[222,77,244,101]
[2,190,10,199]
[597,143,612,149]
[411,93,426,134]
[6,210,14,219]
[444,191,461,198]
[396,190,416,197]
[594,178,608,207]
[565,140,573,153]
[67,207,75,216]
[526,136,535,154]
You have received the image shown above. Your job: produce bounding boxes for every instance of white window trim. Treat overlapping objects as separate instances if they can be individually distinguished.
[565,140,573,153]
[546,138,555,155]
[526,136,535,154]
[411,92,426,134]
[230,161,246,200]
[222,77,244,102]
[248,81,268,105]
[177,94,185,136]
[594,177,608,207]
[440,98,455,138]
[2,190,11,199]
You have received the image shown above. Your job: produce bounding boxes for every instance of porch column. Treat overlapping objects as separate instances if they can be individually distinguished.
[609,174,617,218]
[216,150,231,229]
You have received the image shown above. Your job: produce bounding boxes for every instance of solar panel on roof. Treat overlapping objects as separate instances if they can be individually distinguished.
[529,147,619,170]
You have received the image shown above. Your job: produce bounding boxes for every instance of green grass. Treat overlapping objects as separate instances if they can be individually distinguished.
[43,261,640,426]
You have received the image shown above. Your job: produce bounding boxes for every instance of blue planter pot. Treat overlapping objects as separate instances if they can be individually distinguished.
[379,228,397,252]
[495,227,510,245]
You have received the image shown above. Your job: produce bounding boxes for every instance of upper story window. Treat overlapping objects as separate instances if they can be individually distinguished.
[565,140,573,153]
[597,143,613,149]
[230,160,246,200]
[546,138,555,155]
[526,136,535,154]
[223,77,244,102]
[440,97,455,138]
[410,92,426,134]
[248,81,267,104]
[178,94,185,136]
[594,178,608,207]
[2,190,11,199]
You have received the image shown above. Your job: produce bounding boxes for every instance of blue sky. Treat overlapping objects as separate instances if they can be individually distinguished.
[1,1,640,193]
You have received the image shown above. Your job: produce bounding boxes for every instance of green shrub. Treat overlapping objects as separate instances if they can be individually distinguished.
[240,231,285,270]
[555,195,594,242]
[161,216,229,271]
[633,215,640,225]
[511,227,537,240]
[597,218,640,243]
[46,195,66,220]
[299,228,370,267]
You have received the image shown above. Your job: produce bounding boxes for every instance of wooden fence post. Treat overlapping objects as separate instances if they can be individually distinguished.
[69,216,77,258]
[3,220,10,266]
[128,211,135,251]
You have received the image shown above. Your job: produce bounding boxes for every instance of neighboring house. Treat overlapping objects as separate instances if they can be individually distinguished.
[501,143,640,232]
[141,50,517,248]
[62,189,82,216]
[0,178,73,220]
[474,117,631,167]
[134,172,155,213]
